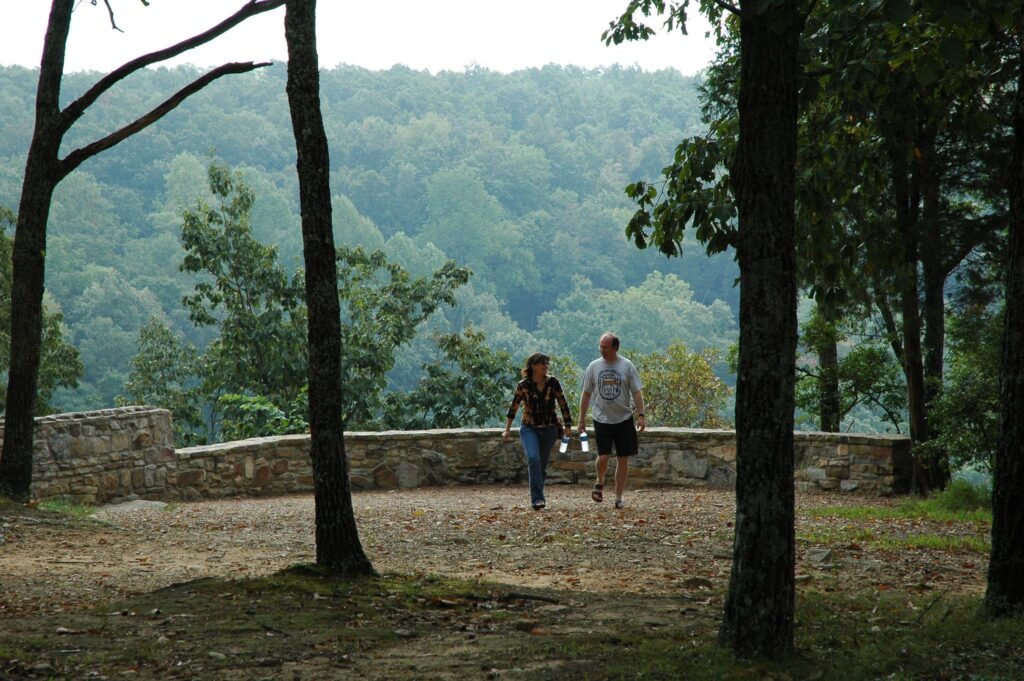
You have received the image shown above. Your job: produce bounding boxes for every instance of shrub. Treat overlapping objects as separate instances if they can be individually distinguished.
[927,478,992,513]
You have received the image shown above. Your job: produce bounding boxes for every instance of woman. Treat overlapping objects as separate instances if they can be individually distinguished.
[503,352,573,510]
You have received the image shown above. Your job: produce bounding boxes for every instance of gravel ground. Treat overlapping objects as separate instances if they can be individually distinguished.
[0,483,988,618]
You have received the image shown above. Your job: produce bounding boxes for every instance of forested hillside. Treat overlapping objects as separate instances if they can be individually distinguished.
[0,63,738,415]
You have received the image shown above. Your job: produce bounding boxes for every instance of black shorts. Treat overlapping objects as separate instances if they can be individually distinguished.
[593,417,638,457]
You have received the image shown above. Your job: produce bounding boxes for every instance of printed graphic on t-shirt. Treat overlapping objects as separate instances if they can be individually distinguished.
[598,369,622,401]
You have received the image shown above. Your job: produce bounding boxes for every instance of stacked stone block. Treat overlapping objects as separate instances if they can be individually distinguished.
[793,432,912,495]
[0,407,175,504]
[1,408,913,503]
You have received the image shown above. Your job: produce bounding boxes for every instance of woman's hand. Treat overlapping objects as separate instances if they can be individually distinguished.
[502,429,512,441]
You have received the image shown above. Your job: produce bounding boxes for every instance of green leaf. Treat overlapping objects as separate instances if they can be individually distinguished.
[938,37,967,67]
[884,0,913,24]
[914,58,940,87]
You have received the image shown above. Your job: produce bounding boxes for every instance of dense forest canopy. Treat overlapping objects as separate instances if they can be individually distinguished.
[0,63,740,418]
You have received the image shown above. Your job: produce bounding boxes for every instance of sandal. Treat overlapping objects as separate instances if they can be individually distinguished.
[591,483,604,503]
[614,499,625,509]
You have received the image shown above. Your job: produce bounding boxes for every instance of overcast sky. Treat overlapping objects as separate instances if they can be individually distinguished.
[1,1,716,75]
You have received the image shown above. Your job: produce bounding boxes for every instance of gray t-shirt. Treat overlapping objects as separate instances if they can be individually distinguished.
[581,356,643,425]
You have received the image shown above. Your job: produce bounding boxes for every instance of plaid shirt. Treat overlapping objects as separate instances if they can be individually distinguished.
[506,376,572,427]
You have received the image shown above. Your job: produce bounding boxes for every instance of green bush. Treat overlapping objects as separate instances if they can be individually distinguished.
[217,392,308,441]
[926,478,992,513]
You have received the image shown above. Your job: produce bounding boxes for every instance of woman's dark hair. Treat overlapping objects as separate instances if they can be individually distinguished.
[521,352,550,379]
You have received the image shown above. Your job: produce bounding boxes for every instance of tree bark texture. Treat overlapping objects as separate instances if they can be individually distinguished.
[918,126,950,488]
[0,0,72,501]
[284,0,374,575]
[0,0,281,502]
[918,126,945,409]
[889,140,932,493]
[718,2,800,659]
[985,31,1024,617]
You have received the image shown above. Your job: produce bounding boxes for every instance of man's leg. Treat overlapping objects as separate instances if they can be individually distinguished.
[593,454,610,502]
[596,454,610,486]
[613,420,638,507]
[614,456,629,504]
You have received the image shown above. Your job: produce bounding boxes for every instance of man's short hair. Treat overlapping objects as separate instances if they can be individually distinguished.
[601,332,620,349]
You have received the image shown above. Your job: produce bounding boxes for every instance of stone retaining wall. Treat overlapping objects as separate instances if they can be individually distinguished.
[5,407,912,503]
[3,407,176,503]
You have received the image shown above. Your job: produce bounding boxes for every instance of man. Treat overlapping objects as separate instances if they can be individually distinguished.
[578,332,646,509]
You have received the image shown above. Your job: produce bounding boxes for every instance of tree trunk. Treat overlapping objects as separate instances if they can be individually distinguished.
[0,0,282,502]
[985,30,1024,618]
[719,2,800,659]
[284,0,374,575]
[0,0,72,502]
[918,127,944,407]
[816,301,840,432]
[889,140,931,493]
[918,126,950,489]
[0,179,58,501]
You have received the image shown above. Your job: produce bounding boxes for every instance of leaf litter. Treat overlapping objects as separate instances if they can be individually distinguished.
[0,485,996,679]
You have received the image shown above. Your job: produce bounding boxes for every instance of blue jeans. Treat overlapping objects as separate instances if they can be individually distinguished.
[519,424,557,507]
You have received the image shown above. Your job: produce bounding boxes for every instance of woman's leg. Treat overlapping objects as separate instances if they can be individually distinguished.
[537,425,557,488]
[518,426,545,507]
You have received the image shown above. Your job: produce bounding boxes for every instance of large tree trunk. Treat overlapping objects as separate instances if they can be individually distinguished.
[284,0,374,575]
[0,181,58,501]
[0,0,72,502]
[718,2,800,659]
[985,29,1024,618]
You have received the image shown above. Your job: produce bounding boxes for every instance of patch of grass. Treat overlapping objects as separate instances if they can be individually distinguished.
[806,504,990,523]
[807,486,992,524]
[874,533,990,553]
[517,592,1024,681]
[4,567,1023,681]
[919,479,992,513]
[0,643,34,661]
[806,491,991,522]
[798,525,990,554]
[790,591,1023,681]
[37,498,95,518]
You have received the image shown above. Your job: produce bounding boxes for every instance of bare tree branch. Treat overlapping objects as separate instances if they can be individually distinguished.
[61,0,285,129]
[60,61,270,176]
[713,0,740,16]
[941,214,1001,276]
[873,291,905,366]
[801,0,820,23]
[101,0,124,32]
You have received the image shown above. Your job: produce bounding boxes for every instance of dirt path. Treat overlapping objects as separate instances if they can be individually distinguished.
[1,485,1004,680]
[0,484,988,619]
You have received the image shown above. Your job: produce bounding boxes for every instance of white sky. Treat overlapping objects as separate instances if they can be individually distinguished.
[0,1,716,75]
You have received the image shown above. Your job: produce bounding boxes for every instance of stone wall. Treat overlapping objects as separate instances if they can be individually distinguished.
[1,407,176,504]
[5,407,912,503]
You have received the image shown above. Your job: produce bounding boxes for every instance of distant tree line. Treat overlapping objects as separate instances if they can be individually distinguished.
[0,62,739,417]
